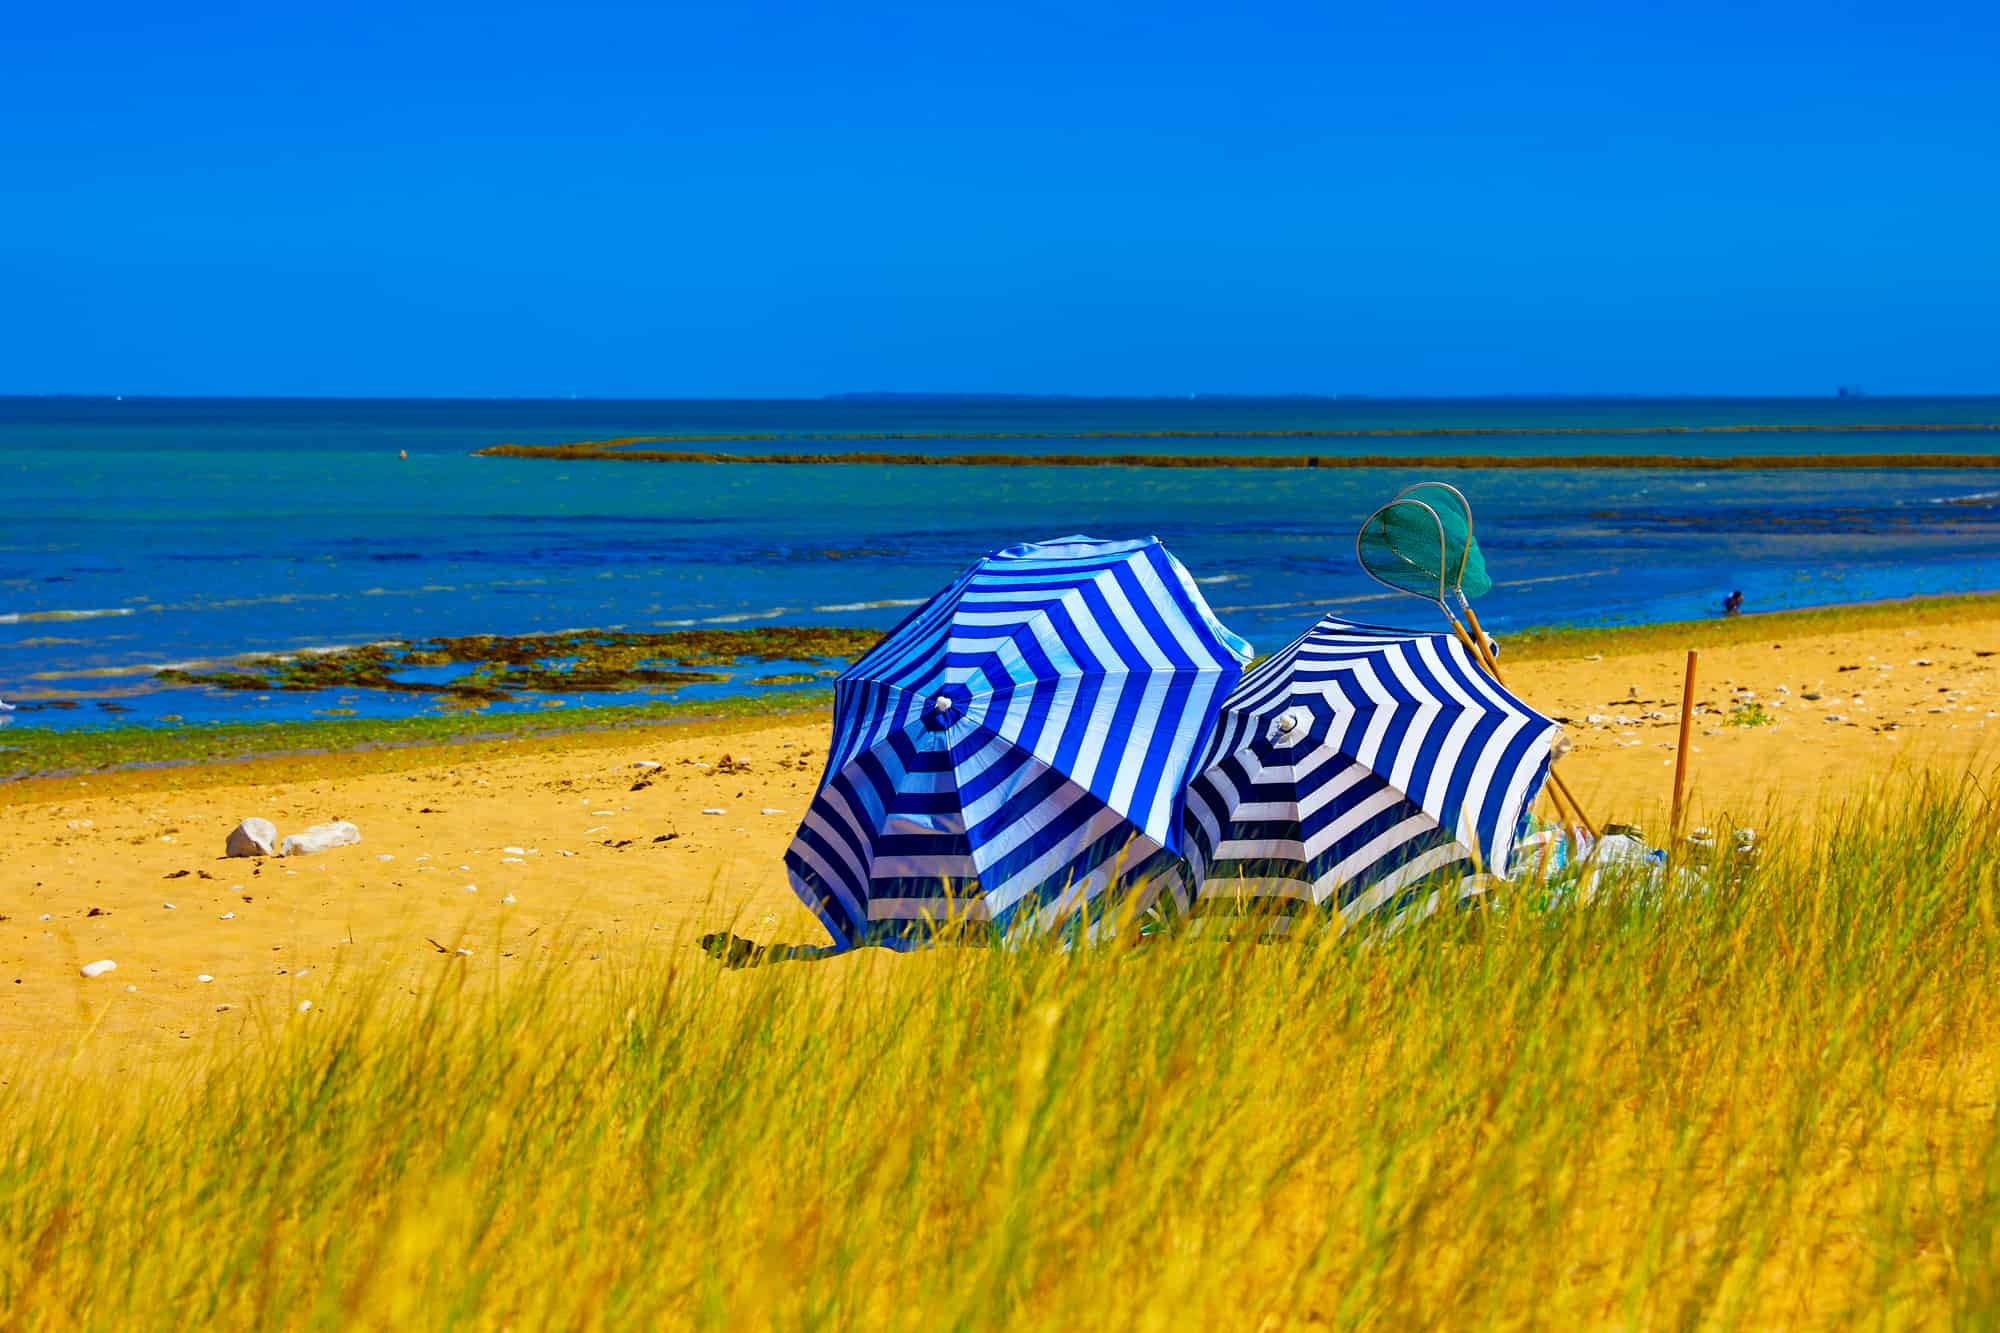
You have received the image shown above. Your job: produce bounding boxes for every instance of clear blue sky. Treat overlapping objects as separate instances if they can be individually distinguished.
[5,1,1996,397]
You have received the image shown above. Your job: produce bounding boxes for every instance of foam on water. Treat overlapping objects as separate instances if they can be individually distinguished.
[0,607,137,624]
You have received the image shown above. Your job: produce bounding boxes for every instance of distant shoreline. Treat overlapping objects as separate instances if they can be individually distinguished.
[474,426,2000,471]
[10,588,2000,782]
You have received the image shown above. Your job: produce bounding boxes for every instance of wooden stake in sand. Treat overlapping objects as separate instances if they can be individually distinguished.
[1451,616,1599,841]
[1670,649,1699,838]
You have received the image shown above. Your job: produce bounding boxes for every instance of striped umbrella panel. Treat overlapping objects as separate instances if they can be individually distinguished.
[785,715,1187,948]
[788,535,1242,948]
[1185,616,1556,932]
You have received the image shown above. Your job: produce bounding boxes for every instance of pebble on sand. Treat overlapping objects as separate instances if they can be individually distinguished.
[502,893,517,904]
[225,817,279,858]
[702,808,727,815]
[198,974,214,982]
[79,960,117,979]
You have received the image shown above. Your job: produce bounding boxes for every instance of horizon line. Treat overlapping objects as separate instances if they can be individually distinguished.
[7,390,2000,404]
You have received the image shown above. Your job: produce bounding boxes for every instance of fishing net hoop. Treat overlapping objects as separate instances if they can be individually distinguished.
[1356,498,1451,606]
[1393,480,1475,593]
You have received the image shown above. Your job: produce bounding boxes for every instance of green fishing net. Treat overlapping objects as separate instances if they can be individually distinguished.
[1356,483,1493,602]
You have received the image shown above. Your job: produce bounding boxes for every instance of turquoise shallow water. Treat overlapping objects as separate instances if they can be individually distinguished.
[6,395,2000,730]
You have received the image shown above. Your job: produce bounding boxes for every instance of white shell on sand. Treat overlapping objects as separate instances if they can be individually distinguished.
[279,821,361,857]
[80,959,117,978]
[225,817,279,858]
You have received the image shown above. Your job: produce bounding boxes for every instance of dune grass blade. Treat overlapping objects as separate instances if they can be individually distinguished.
[5,775,2000,1327]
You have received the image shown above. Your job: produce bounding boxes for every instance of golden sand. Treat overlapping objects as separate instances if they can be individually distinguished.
[6,604,1999,1077]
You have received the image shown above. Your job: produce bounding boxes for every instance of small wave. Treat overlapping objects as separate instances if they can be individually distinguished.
[0,606,136,624]
[696,609,794,624]
[651,609,797,627]
[28,664,162,681]
[1216,593,1401,613]
[1931,490,2000,506]
[812,598,929,612]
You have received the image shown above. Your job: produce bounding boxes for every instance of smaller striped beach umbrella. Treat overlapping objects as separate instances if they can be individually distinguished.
[785,534,1251,950]
[1184,616,1559,934]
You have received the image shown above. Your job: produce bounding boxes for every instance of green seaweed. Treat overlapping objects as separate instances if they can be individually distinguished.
[472,444,2000,471]
[467,665,727,694]
[475,420,2000,453]
[153,627,882,702]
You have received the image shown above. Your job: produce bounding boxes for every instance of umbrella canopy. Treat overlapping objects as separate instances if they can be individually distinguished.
[785,535,1252,949]
[1184,615,1558,933]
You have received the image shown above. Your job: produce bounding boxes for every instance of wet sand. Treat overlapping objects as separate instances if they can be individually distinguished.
[6,603,2000,1077]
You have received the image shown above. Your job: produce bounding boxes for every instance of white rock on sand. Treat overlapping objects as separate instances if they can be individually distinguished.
[79,960,117,979]
[225,817,279,858]
[279,821,361,857]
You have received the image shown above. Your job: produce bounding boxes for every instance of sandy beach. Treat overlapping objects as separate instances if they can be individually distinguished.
[8,600,2000,1078]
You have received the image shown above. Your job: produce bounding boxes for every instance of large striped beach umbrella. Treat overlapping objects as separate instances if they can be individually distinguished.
[785,535,1252,949]
[1184,616,1559,933]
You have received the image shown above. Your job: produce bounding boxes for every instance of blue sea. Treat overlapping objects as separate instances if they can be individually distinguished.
[7,395,2000,731]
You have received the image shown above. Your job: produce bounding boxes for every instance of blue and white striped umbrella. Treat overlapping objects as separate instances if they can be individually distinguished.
[1184,615,1559,932]
[785,535,1252,949]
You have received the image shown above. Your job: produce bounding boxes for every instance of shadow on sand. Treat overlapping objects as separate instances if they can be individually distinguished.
[698,932,843,969]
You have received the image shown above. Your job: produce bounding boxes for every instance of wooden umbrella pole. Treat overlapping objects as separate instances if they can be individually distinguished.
[1448,619,1594,838]
[1670,649,1699,841]
[1451,611,1599,841]
[1459,603,1597,836]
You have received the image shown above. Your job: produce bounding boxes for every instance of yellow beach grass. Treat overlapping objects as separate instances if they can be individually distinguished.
[6,773,2000,1328]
